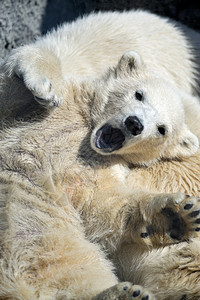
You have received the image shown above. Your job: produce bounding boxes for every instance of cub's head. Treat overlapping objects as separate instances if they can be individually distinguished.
[90,51,199,165]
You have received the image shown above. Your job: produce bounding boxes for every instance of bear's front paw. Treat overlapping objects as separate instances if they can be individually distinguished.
[92,282,155,300]
[2,47,63,108]
[138,193,200,247]
[161,193,200,240]
[29,76,63,108]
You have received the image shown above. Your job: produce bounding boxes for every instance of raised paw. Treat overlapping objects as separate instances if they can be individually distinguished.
[92,282,155,300]
[2,46,64,108]
[160,193,200,242]
[135,193,200,247]
[165,194,200,238]
[30,76,63,108]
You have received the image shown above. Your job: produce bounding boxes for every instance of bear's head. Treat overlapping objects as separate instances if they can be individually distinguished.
[90,51,199,166]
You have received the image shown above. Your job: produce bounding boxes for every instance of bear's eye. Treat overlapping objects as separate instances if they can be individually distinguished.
[135,91,143,101]
[158,126,166,136]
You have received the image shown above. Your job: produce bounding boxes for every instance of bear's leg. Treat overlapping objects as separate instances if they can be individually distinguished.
[1,231,119,300]
[0,180,158,299]
[1,45,65,108]
[82,185,200,251]
[1,209,155,300]
[0,183,120,300]
[0,181,156,299]
[115,240,200,300]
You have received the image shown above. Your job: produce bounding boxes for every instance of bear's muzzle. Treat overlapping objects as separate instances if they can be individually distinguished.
[95,124,125,152]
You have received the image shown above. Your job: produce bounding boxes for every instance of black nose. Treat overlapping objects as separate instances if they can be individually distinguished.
[125,116,144,136]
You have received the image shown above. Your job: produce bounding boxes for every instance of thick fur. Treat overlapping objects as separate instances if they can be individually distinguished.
[0,10,200,300]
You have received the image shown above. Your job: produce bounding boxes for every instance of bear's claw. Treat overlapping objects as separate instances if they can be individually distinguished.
[92,282,155,300]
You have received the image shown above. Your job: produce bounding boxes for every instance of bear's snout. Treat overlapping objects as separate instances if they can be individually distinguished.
[125,116,144,136]
[95,124,125,152]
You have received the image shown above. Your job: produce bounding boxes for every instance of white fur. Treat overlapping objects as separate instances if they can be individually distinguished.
[0,9,200,300]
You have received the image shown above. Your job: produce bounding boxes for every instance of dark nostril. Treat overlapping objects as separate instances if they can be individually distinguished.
[125,116,144,136]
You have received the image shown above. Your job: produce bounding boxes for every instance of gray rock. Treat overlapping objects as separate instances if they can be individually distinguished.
[0,0,47,59]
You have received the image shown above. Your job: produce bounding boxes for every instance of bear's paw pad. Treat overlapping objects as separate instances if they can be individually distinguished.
[92,282,155,300]
[161,193,200,241]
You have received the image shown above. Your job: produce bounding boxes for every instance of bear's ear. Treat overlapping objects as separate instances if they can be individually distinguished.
[116,51,143,75]
[169,125,199,158]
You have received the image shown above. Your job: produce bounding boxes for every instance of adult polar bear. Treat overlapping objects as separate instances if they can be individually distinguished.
[1,9,200,300]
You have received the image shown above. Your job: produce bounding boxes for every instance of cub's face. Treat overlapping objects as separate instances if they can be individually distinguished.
[90,51,198,165]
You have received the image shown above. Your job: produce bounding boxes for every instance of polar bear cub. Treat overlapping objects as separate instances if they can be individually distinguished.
[1,9,200,300]
[1,50,200,299]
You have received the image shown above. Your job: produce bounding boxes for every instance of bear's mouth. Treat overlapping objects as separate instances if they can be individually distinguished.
[95,124,125,152]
